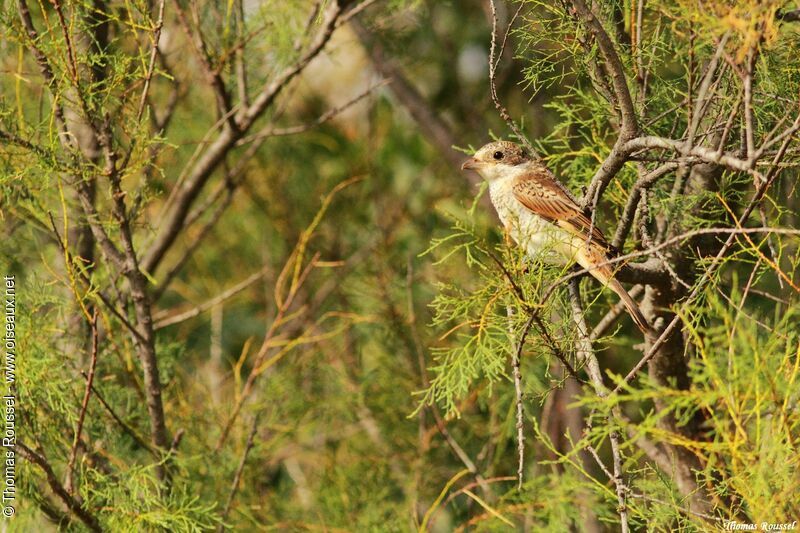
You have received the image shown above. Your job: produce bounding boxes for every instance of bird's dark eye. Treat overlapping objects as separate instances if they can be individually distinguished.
[493,151,504,160]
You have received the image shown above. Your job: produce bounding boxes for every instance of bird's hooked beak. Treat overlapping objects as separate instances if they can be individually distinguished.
[461,157,480,171]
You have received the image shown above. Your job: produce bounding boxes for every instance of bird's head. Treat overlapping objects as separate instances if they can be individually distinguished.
[461,141,531,181]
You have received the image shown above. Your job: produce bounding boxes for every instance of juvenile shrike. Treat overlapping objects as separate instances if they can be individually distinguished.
[462,140,652,334]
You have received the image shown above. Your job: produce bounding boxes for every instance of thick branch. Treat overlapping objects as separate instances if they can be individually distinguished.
[572,0,639,208]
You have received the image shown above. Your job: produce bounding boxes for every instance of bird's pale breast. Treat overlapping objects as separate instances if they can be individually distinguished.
[489,177,572,264]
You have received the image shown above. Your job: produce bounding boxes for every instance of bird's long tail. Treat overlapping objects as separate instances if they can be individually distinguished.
[607,277,653,335]
[573,244,655,336]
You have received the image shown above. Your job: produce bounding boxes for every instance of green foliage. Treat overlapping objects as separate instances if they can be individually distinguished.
[2,0,800,530]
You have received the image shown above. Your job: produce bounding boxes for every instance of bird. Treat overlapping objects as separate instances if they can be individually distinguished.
[461,140,653,335]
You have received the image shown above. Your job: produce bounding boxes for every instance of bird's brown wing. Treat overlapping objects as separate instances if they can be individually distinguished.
[512,167,610,249]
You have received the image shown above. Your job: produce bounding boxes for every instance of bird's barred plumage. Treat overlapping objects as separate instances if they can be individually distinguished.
[511,166,609,249]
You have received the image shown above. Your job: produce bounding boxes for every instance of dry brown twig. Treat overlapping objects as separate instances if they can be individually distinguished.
[489,0,533,152]
[511,313,535,489]
[14,441,102,532]
[136,0,167,122]
[214,177,362,451]
[142,0,377,274]
[64,310,100,495]
[217,414,261,532]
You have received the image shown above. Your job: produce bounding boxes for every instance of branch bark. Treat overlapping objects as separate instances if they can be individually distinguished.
[570,0,639,209]
[15,441,102,532]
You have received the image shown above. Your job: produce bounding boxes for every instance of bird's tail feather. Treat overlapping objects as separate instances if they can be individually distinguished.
[608,278,653,335]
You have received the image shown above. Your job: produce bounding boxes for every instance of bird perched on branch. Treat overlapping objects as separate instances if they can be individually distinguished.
[462,140,653,335]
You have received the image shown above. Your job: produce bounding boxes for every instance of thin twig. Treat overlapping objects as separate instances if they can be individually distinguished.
[83,373,157,455]
[336,0,381,28]
[610,113,800,396]
[136,0,167,122]
[236,79,389,146]
[485,251,585,384]
[154,265,271,329]
[142,0,347,274]
[573,0,639,208]
[64,311,100,494]
[14,441,102,532]
[541,225,800,304]
[612,162,678,249]
[512,313,535,489]
[217,415,261,532]
[638,191,691,290]
[489,0,533,151]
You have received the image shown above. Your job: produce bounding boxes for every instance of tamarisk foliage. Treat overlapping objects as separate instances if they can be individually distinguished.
[417,0,800,529]
[1,0,799,530]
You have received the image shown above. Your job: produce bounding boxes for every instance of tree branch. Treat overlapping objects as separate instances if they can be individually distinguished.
[15,441,102,532]
[142,0,347,274]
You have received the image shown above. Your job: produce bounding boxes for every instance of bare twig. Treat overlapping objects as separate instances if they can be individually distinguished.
[489,0,533,151]
[136,0,167,122]
[152,182,237,301]
[572,0,638,133]
[217,415,261,532]
[612,162,678,249]
[686,33,730,146]
[64,311,100,494]
[743,50,757,162]
[611,115,800,395]
[572,0,639,208]
[154,265,271,329]
[336,0,381,27]
[50,0,79,83]
[171,0,237,129]
[142,0,347,274]
[542,225,800,303]
[236,79,389,146]
[638,192,691,290]
[14,441,102,532]
[511,313,535,489]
